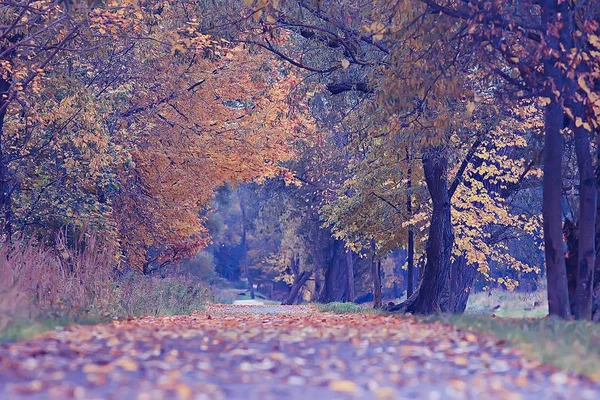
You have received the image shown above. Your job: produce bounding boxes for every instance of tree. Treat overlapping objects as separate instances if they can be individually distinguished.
[1,0,314,271]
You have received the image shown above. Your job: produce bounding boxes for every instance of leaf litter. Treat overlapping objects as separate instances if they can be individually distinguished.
[0,305,598,399]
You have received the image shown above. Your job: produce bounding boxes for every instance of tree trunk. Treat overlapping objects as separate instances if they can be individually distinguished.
[239,191,254,299]
[0,72,12,243]
[564,218,579,315]
[542,100,570,318]
[371,250,382,308]
[450,256,475,313]
[574,127,597,320]
[572,108,597,319]
[282,271,311,305]
[402,148,453,314]
[540,0,571,320]
[346,250,355,302]
[407,163,415,298]
[322,239,349,302]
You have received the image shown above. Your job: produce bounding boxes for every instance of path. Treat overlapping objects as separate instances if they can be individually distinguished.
[0,305,599,399]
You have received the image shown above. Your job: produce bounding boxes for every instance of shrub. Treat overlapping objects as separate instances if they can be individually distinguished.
[0,235,211,339]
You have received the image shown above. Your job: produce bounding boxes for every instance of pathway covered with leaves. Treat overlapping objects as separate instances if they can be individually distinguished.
[0,305,599,399]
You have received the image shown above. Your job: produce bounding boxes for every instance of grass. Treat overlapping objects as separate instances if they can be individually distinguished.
[0,316,109,343]
[0,236,211,343]
[315,302,385,314]
[465,289,548,318]
[426,313,600,381]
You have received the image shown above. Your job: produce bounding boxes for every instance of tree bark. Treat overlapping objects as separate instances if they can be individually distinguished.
[239,190,254,299]
[371,246,382,308]
[572,104,597,319]
[0,70,12,243]
[402,148,453,314]
[540,0,572,320]
[282,270,311,305]
[407,162,415,298]
[346,249,355,302]
[322,239,349,302]
[450,256,475,313]
[542,100,570,318]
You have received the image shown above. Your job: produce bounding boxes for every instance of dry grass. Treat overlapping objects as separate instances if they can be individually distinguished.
[466,289,548,318]
[427,314,600,381]
[0,236,211,342]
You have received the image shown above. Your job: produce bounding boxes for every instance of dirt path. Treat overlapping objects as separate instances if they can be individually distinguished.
[0,305,598,399]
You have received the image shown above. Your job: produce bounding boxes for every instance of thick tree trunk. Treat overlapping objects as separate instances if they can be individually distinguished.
[540,0,571,319]
[563,219,579,315]
[322,239,349,302]
[371,251,382,308]
[542,100,570,318]
[572,109,597,319]
[282,270,311,305]
[346,250,355,302]
[402,148,453,314]
[450,256,475,313]
[312,224,323,301]
[441,255,474,313]
[239,192,254,299]
[407,163,415,298]
[0,74,12,243]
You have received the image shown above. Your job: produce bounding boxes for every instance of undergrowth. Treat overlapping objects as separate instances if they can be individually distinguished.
[0,237,211,343]
[316,302,385,314]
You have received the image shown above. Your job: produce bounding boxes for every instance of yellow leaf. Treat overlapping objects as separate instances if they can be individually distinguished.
[266,15,276,24]
[341,59,350,69]
[116,358,139,372]
[453,357,469,366]
[464,332,478,343]
[575,117,584,127]
[375,387,396,399]
[578,75,591,95]
[243,0,253,5]
[466,101,476,116]
[329,380,357,393]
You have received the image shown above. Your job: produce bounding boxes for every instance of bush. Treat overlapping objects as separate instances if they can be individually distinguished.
[115,272,211,317]
[0,236,211,340]
[316,302,363,314]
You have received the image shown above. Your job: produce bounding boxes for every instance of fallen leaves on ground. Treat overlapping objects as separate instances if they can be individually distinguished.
[0,305,598,399]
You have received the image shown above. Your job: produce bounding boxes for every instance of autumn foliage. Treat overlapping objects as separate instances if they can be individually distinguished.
[0,0,312,270]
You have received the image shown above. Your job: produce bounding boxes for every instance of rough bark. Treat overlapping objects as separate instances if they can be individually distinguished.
[0,69,12,243]
[282,270,312,305]
[450,256,475,313]
[346,250,355,302]
[540,0,572,320]
[407,163,415,298]
[588,131,600,321]
[573,110,597,320]
[401,148,453,314]
[322,239,350,302]
[564,219,579,316]
[239,192,254,299]
[371,251,382,308]
[542,100,570,318]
